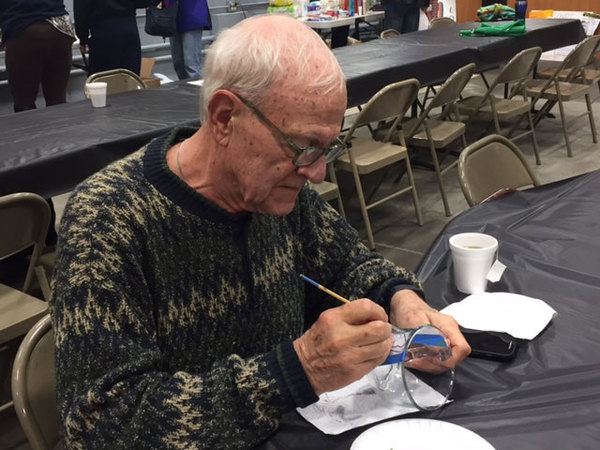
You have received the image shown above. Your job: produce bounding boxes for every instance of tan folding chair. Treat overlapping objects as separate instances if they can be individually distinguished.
[428,17,456,29]
[11,315,60,450]
[401,63,476,216]
[380,29,400,39]
[334,79,423,249]
[457,47,543,165]
[536,35,600,94]
[526,35,600,158]
[85,68,146,95]
[0,193,50,413]
[458,134,540,207]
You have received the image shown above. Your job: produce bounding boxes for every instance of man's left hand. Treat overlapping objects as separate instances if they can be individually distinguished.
[390,289,471,366]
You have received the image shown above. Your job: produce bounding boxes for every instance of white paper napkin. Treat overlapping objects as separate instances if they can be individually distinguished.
[297,366,448,435]
[441,292,557,340]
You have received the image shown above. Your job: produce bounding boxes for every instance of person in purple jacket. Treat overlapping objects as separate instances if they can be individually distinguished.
[167,0,211,79]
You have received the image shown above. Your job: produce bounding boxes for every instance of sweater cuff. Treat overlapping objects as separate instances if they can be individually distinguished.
[276,340,318,408]
[381,284,426,315]
[389,284,425,301]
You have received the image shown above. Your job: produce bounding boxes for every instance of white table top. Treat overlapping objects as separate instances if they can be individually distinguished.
[300,11,385,29]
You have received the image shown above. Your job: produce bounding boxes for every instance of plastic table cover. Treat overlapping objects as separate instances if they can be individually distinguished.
[335,18,585,107]
[258,170,600,449]
[0,81,201,198]
[0,19,585,198]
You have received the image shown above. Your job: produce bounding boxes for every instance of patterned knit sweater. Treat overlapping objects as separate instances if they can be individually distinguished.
[50,127,423,449]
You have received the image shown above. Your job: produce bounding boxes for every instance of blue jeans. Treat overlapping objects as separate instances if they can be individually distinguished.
[384,3,421,34]
[169,28,204,80]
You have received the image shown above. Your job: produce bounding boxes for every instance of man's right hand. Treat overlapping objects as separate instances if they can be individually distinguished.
[293,299,393,396]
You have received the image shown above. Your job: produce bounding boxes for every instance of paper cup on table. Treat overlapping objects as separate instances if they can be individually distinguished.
[85,82,107,108]
[449,232,498,294]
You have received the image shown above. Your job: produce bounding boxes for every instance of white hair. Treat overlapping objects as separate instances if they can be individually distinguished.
[200,14,346,121]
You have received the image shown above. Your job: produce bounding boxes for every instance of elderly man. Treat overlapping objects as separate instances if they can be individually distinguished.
[51,14,470,449]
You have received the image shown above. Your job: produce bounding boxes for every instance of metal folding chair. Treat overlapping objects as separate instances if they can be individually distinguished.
[458,134,540,207]
[333,79,423,250]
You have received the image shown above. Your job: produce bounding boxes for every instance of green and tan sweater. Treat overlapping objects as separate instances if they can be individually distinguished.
[50,127,423,449]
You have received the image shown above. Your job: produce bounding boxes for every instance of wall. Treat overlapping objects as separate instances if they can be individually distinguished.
[457,0,600,23]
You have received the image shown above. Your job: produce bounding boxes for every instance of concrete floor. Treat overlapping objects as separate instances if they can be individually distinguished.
[2,68,600,449]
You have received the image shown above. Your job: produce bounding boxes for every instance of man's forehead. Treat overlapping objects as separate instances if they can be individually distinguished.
[263,86,346,112]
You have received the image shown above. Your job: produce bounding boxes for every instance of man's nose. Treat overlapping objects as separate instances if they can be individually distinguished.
[296,156,327,183]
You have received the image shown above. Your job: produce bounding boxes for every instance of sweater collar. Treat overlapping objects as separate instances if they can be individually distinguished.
[143,127,250,225]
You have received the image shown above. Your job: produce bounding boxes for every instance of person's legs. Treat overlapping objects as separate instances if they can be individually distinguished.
[118,15,141,75]
[4,22,45,111]
[401,5,421,33]
[180,28,204,79]
[384,3,410,33]
[169,33,188,80]
[89,15,141,75]
[40,27,73,107]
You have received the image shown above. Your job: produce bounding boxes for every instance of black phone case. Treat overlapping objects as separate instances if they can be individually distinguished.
[460,327,519,362]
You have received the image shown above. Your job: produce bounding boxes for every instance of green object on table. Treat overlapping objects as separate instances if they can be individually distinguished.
[460,20,526,37]
[477,3,515,21]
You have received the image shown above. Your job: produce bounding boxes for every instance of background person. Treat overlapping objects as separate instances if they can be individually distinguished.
[383,0,430,34]
[0,0,68,289]
[51,14,470,448]
[74,0,141,75]
[168,0,211,80]
[0,0,75,112]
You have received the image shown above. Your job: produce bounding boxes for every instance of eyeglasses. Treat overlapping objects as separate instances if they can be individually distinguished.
[233,93,348,167]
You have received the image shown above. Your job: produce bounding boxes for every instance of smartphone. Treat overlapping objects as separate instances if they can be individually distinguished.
[460,327,518,362]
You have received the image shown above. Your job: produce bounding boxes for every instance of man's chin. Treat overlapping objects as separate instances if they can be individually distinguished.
[259,202,297,216]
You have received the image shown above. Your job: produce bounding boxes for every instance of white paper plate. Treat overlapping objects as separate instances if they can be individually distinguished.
[351,418,495,450]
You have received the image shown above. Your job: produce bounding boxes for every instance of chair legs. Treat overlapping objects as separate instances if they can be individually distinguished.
[405,158,424,226]
[526,110,541,165]
[350,165,376,249]
[348,159,423,250]
[533,93,597,158]
[500,110,541,165]
[328,165,346,219]
[556,97,573,157]
[585,93,598,144]
[427,140,452,217]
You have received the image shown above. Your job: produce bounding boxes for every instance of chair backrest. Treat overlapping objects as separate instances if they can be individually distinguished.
[458,134,540,206]
[11,315,60,450]
[344,79,420,144]
[0,193,50,293]
[406,63,475,136]
[564,34,600,69]
[380,28,400,38]
[527,36,600,103]
[429,17,456,29]
[562,34,600,79]
[86,68,146,95]
[493,46,542,86]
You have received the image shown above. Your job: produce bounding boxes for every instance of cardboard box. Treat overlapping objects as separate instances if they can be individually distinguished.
[141,57,161,88]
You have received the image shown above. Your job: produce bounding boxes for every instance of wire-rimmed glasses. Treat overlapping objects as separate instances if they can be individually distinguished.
[233,93,347,167]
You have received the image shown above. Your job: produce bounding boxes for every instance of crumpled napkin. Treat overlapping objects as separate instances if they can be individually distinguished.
[441,292,557,340]
[297,366,448,435]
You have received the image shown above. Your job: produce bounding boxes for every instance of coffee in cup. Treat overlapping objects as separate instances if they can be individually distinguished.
[449,232,498,294]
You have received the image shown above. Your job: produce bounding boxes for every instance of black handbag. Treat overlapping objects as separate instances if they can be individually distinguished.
[133,0,161,8]
[145,1,179,38]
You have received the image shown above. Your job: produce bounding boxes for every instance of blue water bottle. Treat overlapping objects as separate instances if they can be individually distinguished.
[515,0,527,21]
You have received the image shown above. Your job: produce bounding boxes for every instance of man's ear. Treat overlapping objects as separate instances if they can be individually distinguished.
[207,90,238,146]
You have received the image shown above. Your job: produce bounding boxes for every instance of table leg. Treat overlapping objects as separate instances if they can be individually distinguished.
[331,25,350,48]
